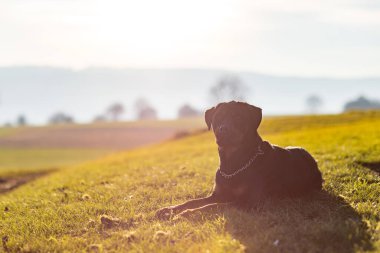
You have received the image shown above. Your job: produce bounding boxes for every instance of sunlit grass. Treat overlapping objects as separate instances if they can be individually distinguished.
[0,128,21,138]
[0,112,379,252]
[0,148,111,177]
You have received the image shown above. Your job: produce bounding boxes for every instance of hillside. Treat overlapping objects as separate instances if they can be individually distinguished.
[0,113,379,252]
[0,118,204,186]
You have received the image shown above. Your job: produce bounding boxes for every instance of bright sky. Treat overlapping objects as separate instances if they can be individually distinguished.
[0,0,379,77]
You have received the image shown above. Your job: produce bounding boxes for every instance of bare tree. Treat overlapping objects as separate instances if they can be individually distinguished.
[306,95,323,114]
[134,98,158,120]
[178,104,201,118]
[209,75,248,103]
[17,115,27,126]
[106,103,125,121]
[93,114,107,123]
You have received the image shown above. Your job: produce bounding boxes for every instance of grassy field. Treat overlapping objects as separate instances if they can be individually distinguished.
[0,118,204,182]
[0,128,20,138]
[0,148,111,177]
[0,118,205,150]
[0,112,380,252]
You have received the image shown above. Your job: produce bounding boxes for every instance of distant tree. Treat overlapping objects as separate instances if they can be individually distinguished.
[93,114,107,123]
[134,98,158,120]
[106,103,125,121]
[306,95,323,114]
[344,96,380,111]
[3,122,12,128]
[209,75,248,103]
[17,115,27,126]
[178,104,201,118]
[139,107,158,120]
[49,112,74,125]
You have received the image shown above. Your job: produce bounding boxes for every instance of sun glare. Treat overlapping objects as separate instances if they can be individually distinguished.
[79,0,236,67]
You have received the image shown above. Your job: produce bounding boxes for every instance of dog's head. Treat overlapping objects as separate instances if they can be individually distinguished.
[205,101,262,148]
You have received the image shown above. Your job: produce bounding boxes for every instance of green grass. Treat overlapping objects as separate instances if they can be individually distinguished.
[260,110,380,134]
[0,113,380,252]
[0,149,111,177]
[0,128,21,138]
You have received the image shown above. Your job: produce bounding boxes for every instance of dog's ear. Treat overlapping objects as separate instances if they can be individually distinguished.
[249,105,262,130]
[205,107,216,130]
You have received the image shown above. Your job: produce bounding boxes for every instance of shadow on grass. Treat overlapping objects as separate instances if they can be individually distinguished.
[356,161,380,174]
[205,191,373,253]
[0,169,55,194]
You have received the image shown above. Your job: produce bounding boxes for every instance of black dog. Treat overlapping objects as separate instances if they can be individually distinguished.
[156,101,323,218]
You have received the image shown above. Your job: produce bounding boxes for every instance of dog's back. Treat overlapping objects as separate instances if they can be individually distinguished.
[259,143,323,198]
[286,146,323,191]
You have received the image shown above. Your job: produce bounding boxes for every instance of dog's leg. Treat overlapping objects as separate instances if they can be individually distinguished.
[156,194,226,219]
[176,202,230,218]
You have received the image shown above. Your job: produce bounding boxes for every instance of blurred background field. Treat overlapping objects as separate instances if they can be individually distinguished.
[0,118,205,179]
[1,110,379,179]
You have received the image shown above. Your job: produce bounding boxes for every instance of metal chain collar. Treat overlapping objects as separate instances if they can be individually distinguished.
[218,146,264,180]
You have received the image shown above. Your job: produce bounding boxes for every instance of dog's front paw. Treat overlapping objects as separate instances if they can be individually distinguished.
[155,206,177,220]
[176,209,195,219]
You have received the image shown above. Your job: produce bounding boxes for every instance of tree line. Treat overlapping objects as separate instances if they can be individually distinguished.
[3,75,380,126]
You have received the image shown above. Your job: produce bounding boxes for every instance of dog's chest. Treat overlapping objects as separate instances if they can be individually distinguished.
[215,169,253,198]
[231,185,247,197]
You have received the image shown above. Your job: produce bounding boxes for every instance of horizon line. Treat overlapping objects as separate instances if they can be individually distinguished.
[1,64,379,80]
